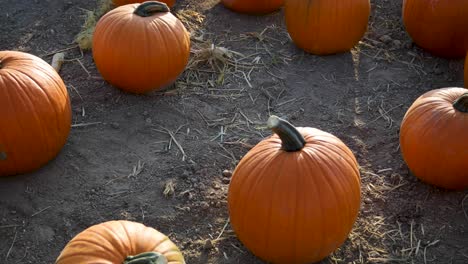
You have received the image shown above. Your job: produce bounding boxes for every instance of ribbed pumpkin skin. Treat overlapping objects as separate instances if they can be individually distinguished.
[0,51,71,176]
[402,0,468,58]
[92,3,190,94]
[221,0,284,14]
[113,0,176,8]
[228,128,361,264]
[400,88,468,190]
[55,220,185,264]
[285,0,370,55]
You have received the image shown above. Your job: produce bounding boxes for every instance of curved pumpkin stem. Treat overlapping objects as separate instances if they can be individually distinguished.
[123,252,168,264]
[134,1,170,17]
[453,92,468,113]
[267,115,306,152]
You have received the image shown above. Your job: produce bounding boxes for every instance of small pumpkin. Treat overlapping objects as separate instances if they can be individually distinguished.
[285,0,370,55]
[221,0,284,15]
[113,0,176,8]
[0,51,71,176]
[400,88,468,190]
[92,1,190,94]
[402,0,468,58]
[228,116,361,264]
[55,220,185,264]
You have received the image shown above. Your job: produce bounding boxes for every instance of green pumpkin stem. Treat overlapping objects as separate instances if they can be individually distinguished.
[453,92,468,113]
[123,252,168,264]
[134,1,170,17]
[267,115,306,152]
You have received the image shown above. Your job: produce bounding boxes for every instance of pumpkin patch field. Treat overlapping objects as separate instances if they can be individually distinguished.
[1,0,467,263]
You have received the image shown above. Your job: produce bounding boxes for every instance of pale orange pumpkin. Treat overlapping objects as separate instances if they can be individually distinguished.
[402,0,468,58]
[113,0,176,8]
[0,51,71,176]
[228,116,361,263]
[55,220,185,264]
[285,0,370,55]
[221,0,284,14]
[400,87,468,190]
[92,1,190,93]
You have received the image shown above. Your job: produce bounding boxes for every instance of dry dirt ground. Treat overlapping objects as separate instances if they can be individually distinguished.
[1,0,467,263]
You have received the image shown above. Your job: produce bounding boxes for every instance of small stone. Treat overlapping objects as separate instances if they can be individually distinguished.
[222,169,232,178]
[213,182,221,189]
[145,118,152,125]
[221,178,230,184]
[110,122,120,129]
[142,111,149,116]
[434,66,443,75]
[203,239,214,250]
[200,201,210,210]
[391,39,402,48]
[320,114,331,121]
[379,35,392,44]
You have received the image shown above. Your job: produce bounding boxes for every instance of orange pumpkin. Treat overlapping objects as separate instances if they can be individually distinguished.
[221,0,284,14]
[402,0,468,58]
[92,1,190,94]
[228,116,361,264]
[113,0,176,8]
[0,51,71,176]
[400,88,468,190]
[285,0,370,55]
[56,220,185,264]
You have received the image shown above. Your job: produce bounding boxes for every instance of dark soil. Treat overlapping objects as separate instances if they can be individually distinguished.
[0,0,467,263]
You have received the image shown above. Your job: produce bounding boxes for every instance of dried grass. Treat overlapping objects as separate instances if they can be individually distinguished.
[75,0,113,50]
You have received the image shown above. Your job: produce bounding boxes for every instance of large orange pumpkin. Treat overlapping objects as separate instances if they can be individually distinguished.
[0,51,71,176]
[93,1,190,94]
[402,0,468,58]
[221,0,284,15]
[285,0,370,55]
[400,88,468,190]
[113,0,176,8]
[56,220,185,264]
[228,116,361,264]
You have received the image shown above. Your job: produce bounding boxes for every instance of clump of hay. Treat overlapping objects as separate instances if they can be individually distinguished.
[75,0,113,50]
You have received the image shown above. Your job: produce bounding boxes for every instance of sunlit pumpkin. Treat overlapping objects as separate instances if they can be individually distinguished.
[228,115,361,264]
[400,87,468,190]
[284,0,370,55]
[0,51,71,176]
[113,0,176,8]
[55,220,185,264]
[93,1,190,93]
[221,0,284,15]
[402,0,468,58]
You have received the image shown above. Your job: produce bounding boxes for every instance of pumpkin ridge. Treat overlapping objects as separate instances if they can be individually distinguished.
[97,221,133,259]
[5,71,54,168]
[155,17,180,83]
[235,150,279,242]
[312,144,359,227]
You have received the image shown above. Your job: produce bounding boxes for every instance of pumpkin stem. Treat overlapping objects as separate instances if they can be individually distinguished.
[453,92,468,113]
[267,115,306,151]
[134,1,170,17]
[123,252,168,264]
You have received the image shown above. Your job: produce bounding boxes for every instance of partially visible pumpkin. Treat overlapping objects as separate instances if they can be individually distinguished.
[228,115,361,264]
[402,0,468,58]
[93,1,190,93]
[221,0,284,15]
[113,0,176,8]
[0,51,71,176]
[285,0,370,55]
[55,220,185,264]
[400,88,468,190]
